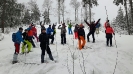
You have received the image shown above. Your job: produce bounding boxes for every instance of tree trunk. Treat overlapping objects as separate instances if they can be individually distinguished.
[129,0,133,33]
[58,0,60,24]
[75,8,76,22]
[89,4,91,23]
[124,0,130,35]
[62,0,65,23]
[1,0,5,33]
[77,9,78,22]
[85,4,87,20]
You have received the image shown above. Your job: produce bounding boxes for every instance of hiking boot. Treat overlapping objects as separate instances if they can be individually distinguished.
[12,61,18,64]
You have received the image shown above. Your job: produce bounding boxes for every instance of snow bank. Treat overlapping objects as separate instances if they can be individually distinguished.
[0,33,4,41]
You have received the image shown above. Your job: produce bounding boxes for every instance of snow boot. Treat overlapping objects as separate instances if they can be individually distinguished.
[41,55,44,63]
[48,54,54,61]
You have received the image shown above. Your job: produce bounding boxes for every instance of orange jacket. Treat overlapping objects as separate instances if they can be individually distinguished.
[28,30,33,36]
[106,27,114,34]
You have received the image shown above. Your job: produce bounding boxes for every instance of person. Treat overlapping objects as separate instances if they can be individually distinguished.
[46,25,54,44]
[74,24,79,39]
[31,25,39,42]
[52,24,56,37]
[84,19,100,43]
[105,23,115,46]
[27,25,36,48]
[21,29,32,54]
[12,27,24,64]
[39,28,54,63]
[58,23,67,44]
[95,22,101,34]
[104,20,109,33]
[77,24,86,50]
[68,22,73,35]
[40,24,46,32]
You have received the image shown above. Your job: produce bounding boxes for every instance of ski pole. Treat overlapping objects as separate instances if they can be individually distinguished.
[114,35,117,48]
[105,6,108,20]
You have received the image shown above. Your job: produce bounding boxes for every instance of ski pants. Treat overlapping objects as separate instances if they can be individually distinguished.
[74,32,78,39]
[29,36,36,47]
[41,45,54,62]
[78,36,86,50]
[14,43,20,54]
[21,40,32,53]
[68,28,73,34]
[87,31,95,42]
[48,35,54,44]
[61,34,66,44]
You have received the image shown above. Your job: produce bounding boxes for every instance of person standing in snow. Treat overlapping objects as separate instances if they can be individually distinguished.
[68,22,73,35]
[21,29,32,54]
[52,24,56,37]
[58,23,67,44]
[39,28,54,63]
[77,24,86,50]
[84,19,101,43]
[74,24,79,39]
[12,27,24,64]
[104,20,109,33]
[31,25,39,42]
[95,22,101,34]
[27,25,36,48]
[105,23,115,46]
[46,25,54,44]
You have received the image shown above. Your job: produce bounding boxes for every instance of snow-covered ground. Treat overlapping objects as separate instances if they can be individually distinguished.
[0,25,133,74]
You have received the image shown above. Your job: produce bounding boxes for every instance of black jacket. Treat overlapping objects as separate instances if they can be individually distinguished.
[78,27,85,38]
[39,33,49,47]
[22,32,30,41]
[84,19,100,32]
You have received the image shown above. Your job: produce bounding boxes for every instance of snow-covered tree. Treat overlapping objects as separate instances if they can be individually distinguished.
[70,0,80,22]
[28,0,41,23]
[42,0,53,24]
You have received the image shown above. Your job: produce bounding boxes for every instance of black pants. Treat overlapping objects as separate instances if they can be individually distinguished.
[29,37,35,47]
[106,33,113,46]
[106,37,112,46]
[41,45,54,62]
[48,35,54,44]
[61,34,66,44]
[87,31,95,42]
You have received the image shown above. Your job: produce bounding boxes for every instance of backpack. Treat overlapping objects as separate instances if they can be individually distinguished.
[12,33,16,42]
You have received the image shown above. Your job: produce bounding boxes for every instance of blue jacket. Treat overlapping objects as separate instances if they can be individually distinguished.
[46,27,54,35]
[15,31,24,44]
[95,23,101,28]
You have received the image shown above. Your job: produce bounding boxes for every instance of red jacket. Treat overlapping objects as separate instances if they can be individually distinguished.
[31,27,37,34]
[106,26,114,34]
[104,22,108,29]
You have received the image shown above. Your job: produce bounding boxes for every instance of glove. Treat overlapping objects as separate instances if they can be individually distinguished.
[78,36,80,40]
[113,33,115,35]
[23,41,26,45]
[32,36,35,39]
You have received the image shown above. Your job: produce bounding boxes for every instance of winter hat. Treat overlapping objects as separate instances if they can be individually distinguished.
[19,27,23,30]
[41,28,46,31]
[79,24,83,27]
[25,29,28,31]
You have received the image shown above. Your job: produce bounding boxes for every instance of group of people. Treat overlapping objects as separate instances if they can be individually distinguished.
[12,19,115,64]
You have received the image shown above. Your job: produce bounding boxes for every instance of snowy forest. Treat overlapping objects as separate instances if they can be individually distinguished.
[0,0,133,74]
[0,0,133,35]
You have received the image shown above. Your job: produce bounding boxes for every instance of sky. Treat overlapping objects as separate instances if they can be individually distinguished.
[17,0,121,25]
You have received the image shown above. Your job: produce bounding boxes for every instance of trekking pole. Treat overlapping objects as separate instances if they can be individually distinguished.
[45,43,48,62]
[105,6,108,20]
[114,35,117,48]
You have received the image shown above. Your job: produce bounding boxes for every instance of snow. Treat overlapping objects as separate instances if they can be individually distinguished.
[0,25,133,74]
